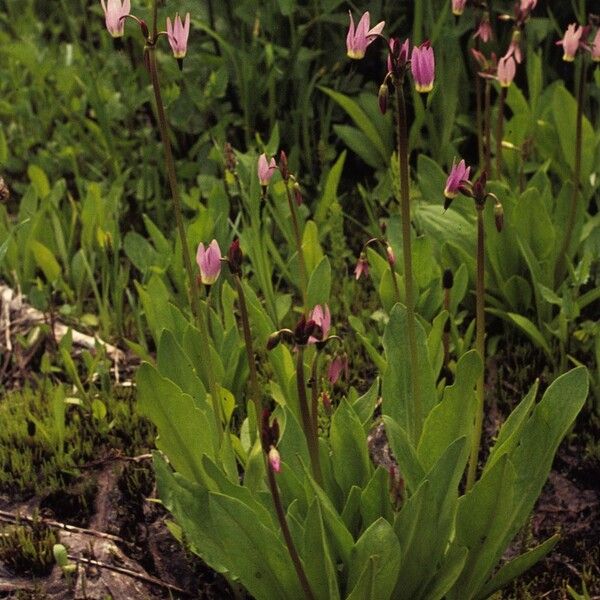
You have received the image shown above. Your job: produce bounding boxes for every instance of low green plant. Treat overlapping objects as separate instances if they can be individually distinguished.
[0,515,58,576]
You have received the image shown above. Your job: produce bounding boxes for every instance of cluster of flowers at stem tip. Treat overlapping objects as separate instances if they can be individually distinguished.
[557,23,600,62]
[266,304,336,351]
[99,0,190,61]
[195,238,244,284]
[444,161,504,232]
[345,12,435,104]
[257,151,303,204]
[261,409,281,473]
[354,238,395,282]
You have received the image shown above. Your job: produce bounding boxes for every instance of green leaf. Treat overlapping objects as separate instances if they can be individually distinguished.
[360,467,393,529]
[303,500,340,600]
[315,151,346,222]
[382,416,425,493]
[319,86,388,163]
[29,240,61,282]
[307,256,332,308]
[449,455,517,598]
[137,363,215,483]
[487,309,553,362]
[347,519,401,600]
[382,304,438,443]
[476,535,559,600]
[157,329,207,408]
[417,350,481,471]
[332,125,381,168]
[27,165,50,198]
[330,399,371,496]
[209,492,304,600]
[393,437,468,599]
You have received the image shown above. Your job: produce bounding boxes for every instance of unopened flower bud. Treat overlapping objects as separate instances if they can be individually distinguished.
[386,244,395,266]
[266,331,282,351]
[494,201,504,232]
[228,238,243,276]
[293,182,303,206]
[378,83,389,114]
[442,268,454,290]
[279,150,289,181]
[268,446,281,473]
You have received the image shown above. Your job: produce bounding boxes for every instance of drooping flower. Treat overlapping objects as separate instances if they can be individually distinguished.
[354,255,369,280]
[411,41,435,93]
[309,305,331,343]
[328,355,349,385]
[591,28,600,62]
[444,159,471,206]
[166,13,191,59]
[196,240,222,285]
[474,13,492,43]
[257,153,276,186]
[386,244,396,265]
[497,54,516,87]
[520,0,537,11]
[268,446,281,473]
[557,23,585,62]
[346,11,385,60]
[100,0,130,38]
[452,0,467,16]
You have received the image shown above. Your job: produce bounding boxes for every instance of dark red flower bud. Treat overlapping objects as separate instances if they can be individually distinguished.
[228,238,243,276]
[442,268,454,290]
[279,150,289,181]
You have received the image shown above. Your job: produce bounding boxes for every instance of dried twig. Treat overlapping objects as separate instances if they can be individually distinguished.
[69,554,193,597]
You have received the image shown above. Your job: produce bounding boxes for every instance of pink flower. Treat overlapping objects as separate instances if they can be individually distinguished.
[196,240,222,285]
[497,54,516,87]
[328,355,349,385]
[444,159,471,200]
[520,0,537,12]
[452,0,467,16]
[100,0,130,38]
[557,23,585,62]
[411,41,435,93]
[354,256,369,280]
[346,11,385,60]
[591,28,600,62]
[257,153,276,186]
[309,305,331,343]
[268,446,281,473]
[166,13,191,59]
[387,38,410,74]
[474,14,492,43]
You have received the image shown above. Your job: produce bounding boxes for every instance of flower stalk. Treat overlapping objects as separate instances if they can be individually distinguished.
[466,204,486,492]
[146,1,222,441]
[394,83,422,442]
[495,86,507,178]
[295,348,322,485]
[555,56,587,284]
[233,274,262,441]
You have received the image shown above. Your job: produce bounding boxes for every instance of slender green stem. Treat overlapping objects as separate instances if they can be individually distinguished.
[475,43,484,167]
[296,348,322,485]
[395,83,422,443]
[554,57,586,285]
[234,274,261,441]
[443,287,451,374]
[146,23,222,442]
[466,206,486,491]
[495,87,506,179]
[310,353,320,448]
[484,80,492,176]
[265,458,316,600]
[284,183,308,313]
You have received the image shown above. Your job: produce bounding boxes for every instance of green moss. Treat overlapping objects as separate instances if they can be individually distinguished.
[0,384,154,499]
[0,515,58,576]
